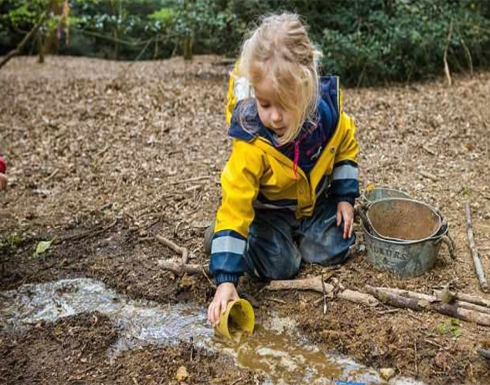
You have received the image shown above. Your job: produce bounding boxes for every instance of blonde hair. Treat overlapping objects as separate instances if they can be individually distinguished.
[239,13,322,145]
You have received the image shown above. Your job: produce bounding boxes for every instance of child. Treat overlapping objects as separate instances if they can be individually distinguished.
[207,13,359,325]
[0,156,7,190]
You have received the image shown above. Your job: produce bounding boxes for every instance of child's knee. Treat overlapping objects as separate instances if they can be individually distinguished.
[244,237,301,280]
[300,229,355,266]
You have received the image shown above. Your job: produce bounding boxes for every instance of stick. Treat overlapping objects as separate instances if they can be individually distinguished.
[169,175,211,186]
[199,263,216,289]
[366,285,490,326]
[267,276,333,293]
[337,289,379,307]
[265,297,286,304]
[377,287,490,315]
[434,290,490,308]
[465,203,488,292]
[0,12,46,70]
[266,276,379,307]
[419,170,439,182]
[158,259,210,277]
[156,234,192,264]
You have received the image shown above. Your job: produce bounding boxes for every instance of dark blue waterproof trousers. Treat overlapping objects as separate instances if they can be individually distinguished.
[244,194,355,280]
[211,193,355,282]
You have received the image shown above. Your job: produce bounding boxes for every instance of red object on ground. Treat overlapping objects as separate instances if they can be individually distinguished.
[0,156,6,174]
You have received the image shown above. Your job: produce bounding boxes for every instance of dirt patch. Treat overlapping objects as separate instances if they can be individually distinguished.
[1,55,490,384]
[0,313,259,384]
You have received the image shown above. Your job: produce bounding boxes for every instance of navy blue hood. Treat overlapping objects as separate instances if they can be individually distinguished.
[228,76,340,144]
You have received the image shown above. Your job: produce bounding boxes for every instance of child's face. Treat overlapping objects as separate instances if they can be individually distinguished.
[254,76,292,138]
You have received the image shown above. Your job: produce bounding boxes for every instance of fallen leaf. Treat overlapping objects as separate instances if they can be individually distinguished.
[175,366,189,382]
[33,240,53,258]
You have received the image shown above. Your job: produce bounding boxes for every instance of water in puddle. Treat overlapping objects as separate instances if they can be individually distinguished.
[0,278,424,385]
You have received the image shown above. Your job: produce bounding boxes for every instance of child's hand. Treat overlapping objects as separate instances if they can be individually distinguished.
[207,282,239,326]
[336,201,354,239]
[0,173,7,190]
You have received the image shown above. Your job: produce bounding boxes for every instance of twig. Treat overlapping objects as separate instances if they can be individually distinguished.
[158,259,210,277]
[377,308,399,315]
[321,273,327,315]
[265,297,286,304]
[230,377,243,385]
[419,170,439,182]
[58,219,117,243]
[443,19,453,86]
[465,202,488,292]
[422,145,436,155]
[0,12,46,70]
[156,234,192,264]
[200,263,216,289]
[46,169,59,181]
[424,338,443,348]
[169,175,211,185]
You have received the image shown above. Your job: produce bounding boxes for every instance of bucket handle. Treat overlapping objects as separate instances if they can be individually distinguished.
[435,234,456,259]
[356,203,374,234]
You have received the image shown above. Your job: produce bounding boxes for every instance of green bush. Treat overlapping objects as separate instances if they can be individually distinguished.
[318,0,490,85]
[1,0,489,86]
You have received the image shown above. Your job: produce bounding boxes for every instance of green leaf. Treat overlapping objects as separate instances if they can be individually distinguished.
[436,324,447,334]
[452,328,462,338]
[33,240,53,258]
[7,233,21,247]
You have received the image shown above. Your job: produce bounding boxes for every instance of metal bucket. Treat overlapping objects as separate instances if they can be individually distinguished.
[366,198,442,242]
[360,203,454,277]
[361,187,411,204]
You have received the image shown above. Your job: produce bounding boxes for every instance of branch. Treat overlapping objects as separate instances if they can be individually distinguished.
[366,285,490,326]
[266,276,379,307]
[377,286,490,315]
[0,12,47,70]
[443,19,453,86]
[267,276,331,293]
[465,202,488,292]
[158,259,210,277]
[156,234,192,264]
[434,290,490,308]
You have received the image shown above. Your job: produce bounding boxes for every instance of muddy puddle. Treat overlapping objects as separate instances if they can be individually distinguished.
[0,278,425,385]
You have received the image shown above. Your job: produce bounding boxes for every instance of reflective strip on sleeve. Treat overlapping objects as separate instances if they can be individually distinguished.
[211,235,246,255]
[333,164,359,180]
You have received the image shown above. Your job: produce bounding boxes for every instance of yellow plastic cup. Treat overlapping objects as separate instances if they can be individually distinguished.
[215,299,255,341]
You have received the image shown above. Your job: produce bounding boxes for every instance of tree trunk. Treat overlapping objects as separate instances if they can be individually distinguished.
[38,33,45,64]
[183,36,193,61]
